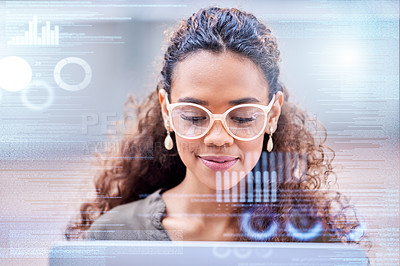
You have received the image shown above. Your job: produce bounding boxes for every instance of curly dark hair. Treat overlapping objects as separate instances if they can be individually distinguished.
[66,7,363,243]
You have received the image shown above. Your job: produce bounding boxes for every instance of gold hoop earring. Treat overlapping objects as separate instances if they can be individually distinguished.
[267,126,274,152]
[164,123,173,150]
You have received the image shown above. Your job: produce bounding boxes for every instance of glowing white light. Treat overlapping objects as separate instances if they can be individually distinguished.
[340,49,359,67]
[332,44,362,69]
[0,56,32,92]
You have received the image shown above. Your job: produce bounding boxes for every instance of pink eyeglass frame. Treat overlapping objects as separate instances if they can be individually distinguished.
[165,93,276,141]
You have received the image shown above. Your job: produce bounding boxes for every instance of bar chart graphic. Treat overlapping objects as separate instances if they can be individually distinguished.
[7,16,60,46]
[215,151,308,203]
[216,170,277,203]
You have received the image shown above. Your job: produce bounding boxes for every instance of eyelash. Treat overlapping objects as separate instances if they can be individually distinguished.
[181,114,255,125]
[231,117,255,123]
[181,115,207,122]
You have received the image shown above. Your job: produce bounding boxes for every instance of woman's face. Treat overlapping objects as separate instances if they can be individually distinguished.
[160,51,282,191]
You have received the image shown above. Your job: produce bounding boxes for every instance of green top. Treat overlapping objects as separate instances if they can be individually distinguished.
[86,189,333,243]
[85,189,182,241]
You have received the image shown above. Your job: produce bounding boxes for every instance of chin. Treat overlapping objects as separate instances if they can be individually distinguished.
[203,169,245,191]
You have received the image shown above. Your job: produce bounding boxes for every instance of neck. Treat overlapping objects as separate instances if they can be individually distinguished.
[162,169,237,223]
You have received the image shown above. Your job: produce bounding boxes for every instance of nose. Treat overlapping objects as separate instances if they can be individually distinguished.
[203,120,234,147]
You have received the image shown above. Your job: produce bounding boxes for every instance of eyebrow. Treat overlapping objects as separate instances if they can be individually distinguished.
[177,97,208,105]
[229,97,260,105]
[177,97,260,105]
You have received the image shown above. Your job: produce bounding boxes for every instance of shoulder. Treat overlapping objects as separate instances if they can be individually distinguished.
[85,189,170,241]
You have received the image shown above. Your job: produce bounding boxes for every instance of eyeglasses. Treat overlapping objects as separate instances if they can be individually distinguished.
[165,93,275,141]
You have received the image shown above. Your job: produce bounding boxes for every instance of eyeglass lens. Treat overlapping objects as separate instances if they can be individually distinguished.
[170,105,266,139]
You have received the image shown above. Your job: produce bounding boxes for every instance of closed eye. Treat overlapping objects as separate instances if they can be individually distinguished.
[181,114,208,122]
[230,116,256,123]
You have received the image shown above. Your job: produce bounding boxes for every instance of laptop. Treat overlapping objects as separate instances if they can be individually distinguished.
[49,241,368,265]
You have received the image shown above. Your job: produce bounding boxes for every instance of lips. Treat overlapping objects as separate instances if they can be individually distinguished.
[198,155,239,171]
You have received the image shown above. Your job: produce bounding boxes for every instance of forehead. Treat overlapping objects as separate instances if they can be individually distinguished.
[170,51,269,108]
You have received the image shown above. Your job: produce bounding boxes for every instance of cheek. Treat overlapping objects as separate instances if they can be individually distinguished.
[174,136,199,165]
[238,137,264,176]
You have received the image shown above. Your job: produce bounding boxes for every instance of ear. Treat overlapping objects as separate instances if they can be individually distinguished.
[265,91,284,134]
[158,89,172,131]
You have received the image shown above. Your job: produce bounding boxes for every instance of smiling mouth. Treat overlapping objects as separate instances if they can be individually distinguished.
[198,155,239,171]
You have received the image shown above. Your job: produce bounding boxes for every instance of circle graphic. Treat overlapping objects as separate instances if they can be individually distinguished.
[254,248,273,258]
[233,247,252,259]
[212,247,231,259]
[0,56,32,92]
[347,223,365,242]
[285,220,323,241]
[240,211,278,241]
[21,80,54,110]
[54,57,92,91]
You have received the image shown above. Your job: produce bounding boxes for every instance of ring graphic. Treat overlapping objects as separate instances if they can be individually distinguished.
[255,248,273,258]
[285,220,323,241]
[233,247,252,259]
[347,223,365,242]
[54,57,92,91]
[21,80,54,110]
[212,247,231,259]
[241,211,278,241]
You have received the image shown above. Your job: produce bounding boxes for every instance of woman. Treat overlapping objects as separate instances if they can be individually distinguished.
[67,7,361,243]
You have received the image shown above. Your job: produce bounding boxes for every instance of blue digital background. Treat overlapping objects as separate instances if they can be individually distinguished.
[0,0,398,265]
